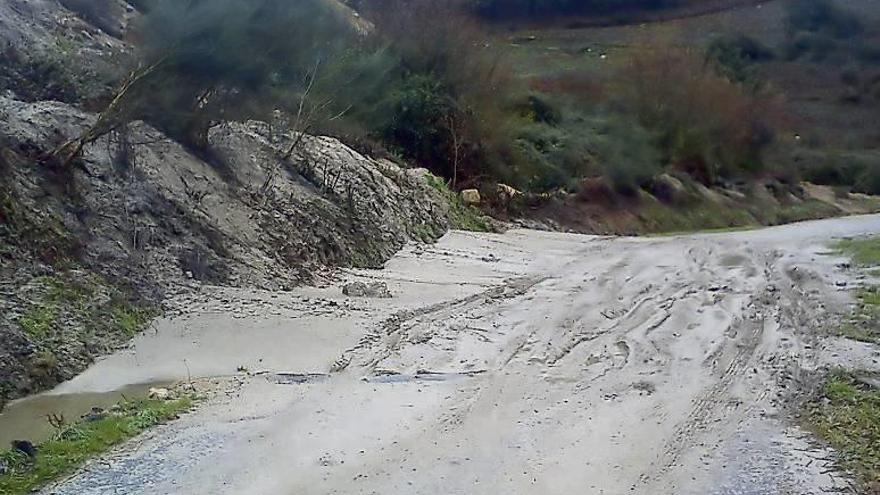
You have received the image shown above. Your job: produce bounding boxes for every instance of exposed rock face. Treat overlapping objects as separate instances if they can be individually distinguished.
[0,96,455,406]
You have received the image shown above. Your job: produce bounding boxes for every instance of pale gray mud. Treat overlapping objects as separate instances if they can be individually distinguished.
[38,215,880,495]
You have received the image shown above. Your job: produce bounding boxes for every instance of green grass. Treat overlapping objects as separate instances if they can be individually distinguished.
[806,372,880,492]
[836,236,880,267]
[17,305,58,339]
[425,174,491,232]
[834,237,880,343]
[838,287,880,344]
[0,397,192,495]
[110,304,156,337]
[16,274,157,343]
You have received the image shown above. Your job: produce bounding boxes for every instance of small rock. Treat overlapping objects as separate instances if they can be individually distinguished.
[11,440,37,458]
[342,281,392,299]
[496,183,522,201]
[82,407,107,422]
[148,387,174,400]
[460,189,481,206]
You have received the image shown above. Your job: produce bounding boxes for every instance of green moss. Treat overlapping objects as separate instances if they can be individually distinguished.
[18,305,58,339]
[0,397,193,495]
[110,304,156,338]
[806,372,880,491]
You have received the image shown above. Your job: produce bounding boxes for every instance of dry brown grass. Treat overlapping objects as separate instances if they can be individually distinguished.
[619,44,786,183]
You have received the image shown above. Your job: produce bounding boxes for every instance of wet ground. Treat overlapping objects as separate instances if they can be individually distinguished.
[0,382,166,447]
[10,215,880,494]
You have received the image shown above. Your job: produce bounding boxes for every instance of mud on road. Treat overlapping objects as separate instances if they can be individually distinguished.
[36,215,880,495]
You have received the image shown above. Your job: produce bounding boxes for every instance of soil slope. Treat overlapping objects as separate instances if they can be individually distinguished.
[0,96,459,408]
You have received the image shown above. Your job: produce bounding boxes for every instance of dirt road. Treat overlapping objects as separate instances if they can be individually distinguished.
[41,216,880,494]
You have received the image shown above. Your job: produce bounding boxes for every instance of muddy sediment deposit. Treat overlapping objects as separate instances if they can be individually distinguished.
[36,215,880,494]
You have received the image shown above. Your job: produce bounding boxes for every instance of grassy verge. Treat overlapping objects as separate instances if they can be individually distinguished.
[806,372,880,493]
[837,237,880,267]
[835,236,880,344]
[0,396,192,495]
[425,174,491,232]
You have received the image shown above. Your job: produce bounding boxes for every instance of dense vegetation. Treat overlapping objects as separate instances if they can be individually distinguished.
[468,0,682,20]
[11,0,875,199]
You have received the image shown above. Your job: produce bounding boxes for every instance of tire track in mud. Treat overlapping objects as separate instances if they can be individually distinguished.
[331,275,549,373]
[642,253,783,487]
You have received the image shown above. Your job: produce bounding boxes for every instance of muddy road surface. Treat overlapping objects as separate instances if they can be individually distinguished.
[33,215,880,494]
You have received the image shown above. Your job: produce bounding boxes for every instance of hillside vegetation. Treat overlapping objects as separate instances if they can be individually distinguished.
[5,0,877,206]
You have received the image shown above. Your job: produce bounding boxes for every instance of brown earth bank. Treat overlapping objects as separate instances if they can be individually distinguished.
[499,179,880,235]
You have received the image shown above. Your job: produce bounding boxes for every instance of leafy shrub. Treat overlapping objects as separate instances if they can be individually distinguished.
[785,31,837,62]
[0,44,84,103]
[381,75,457,174]
[468,0,682,20]
[619,46,783,184]
[787,0,863,39]
[593,116,660,195]
[118,0,359,150]
[514,122,583,191]
[801,150,880,195]
[855,165,880,196]
[783,0,865,63]
[523,94,562,125]
[707,34,774,84]
[356,0,520,186]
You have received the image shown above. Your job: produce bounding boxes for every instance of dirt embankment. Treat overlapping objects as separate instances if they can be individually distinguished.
[0,96,460,409]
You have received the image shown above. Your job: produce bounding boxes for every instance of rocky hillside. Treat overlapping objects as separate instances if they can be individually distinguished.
[0,98,463,408]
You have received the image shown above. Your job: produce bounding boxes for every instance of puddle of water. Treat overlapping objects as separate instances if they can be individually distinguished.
[366,370,486,384]
[0,382,167,447]
[269,373,330,385]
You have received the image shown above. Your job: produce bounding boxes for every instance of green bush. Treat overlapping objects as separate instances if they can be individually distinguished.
[787,0,863,39]
[620,46,781,185]
[382,75,457,174]
[594,116,660,195]
[469,0,682,20]
[118,0,358,149]
[785,31,838,62]
[801,150,880,195]
[707,34,774,84]
[0,44,84,103]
